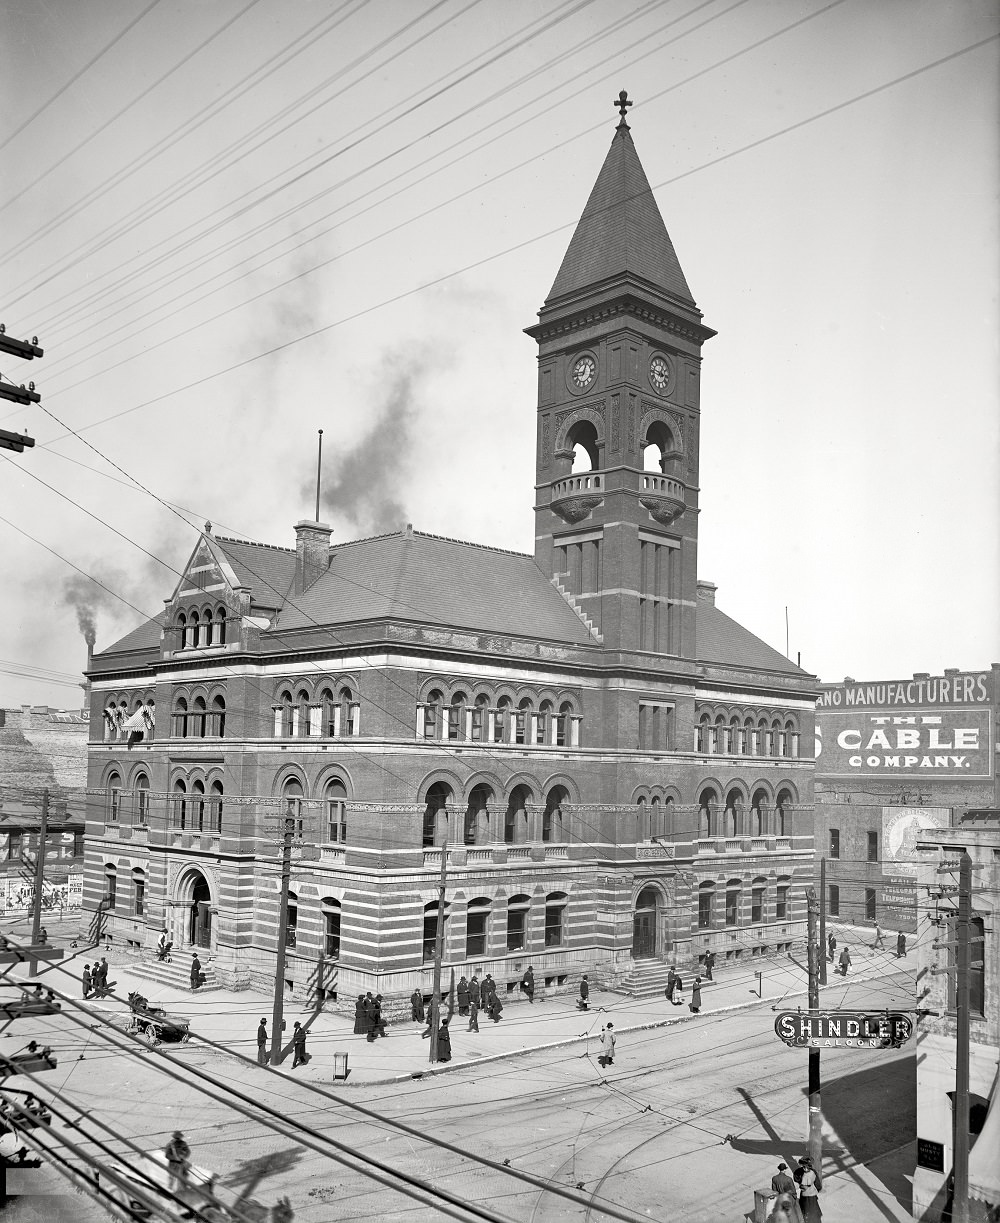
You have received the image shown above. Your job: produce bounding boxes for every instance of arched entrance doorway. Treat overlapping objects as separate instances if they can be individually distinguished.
[177,868,213,949]
[632,886,658,959]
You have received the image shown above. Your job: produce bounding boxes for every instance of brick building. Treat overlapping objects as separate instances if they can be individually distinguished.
[814,666,999,932]
[83,110,817,1003]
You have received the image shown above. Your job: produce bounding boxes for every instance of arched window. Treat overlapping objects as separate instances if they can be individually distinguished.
[557,701,573,747]
[177,612,188,650]
[274,690,293,738]
[215,606,227,646]
[730,715,742,754]
[282,778,304,836]
[424,690,443,740]
[285,890,298,948]
[515,697,532,746]
[325,778,347,843]
[544,892,568,947]
[134,773,149,826]
[771,717,784,758]
[642,420,677,473]
[725,788,742,838]
[784,718,797,757]
[192,696,207,739]
[190,610,201,649]
[132,868,146,917]
[504,784,530,845]
[751,876,767,924]
[715,714,728,755]
[650,794,661,839]
[211,695,226,738]
[448,692,467,742]
[725,878,742,927]
[775,789,792,837]
[295,689,310,738]
[543,785,567,843]
[697,712,712,753]
[751,789,768,837]
[192,780,206,832]
[320,687,336,737]
[104,864,117,909]
[422,782,451,848]
[173,779,187,830]
[210,780,224,834]
[635,795,647,843]
[506,893,531,951]
[321,897,341,959]
[422,898,450,963]
[744,716,756,755]
[538,699,554,746]
[698,881,715,929]
[568,419,600,472]
[494,696,512,744]
[107,772,122,823]
[464,784,492,846]
[340,686,358,737]
[173,697,189,739]
[466,897,490,957]
[758,716,770,756]
[471,694,489,742]
[698,787,718,838]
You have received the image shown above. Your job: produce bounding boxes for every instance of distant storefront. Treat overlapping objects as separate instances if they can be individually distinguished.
[814,666,999,932]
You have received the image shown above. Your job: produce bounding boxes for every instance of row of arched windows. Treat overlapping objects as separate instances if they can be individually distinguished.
[102,695,155,743]
[174,605,228,650]
[695,709,801,757]
[284,893,341,958]
[172,694,226,738]
[105,771,150,824]
[697,875,792,929]
[280,776,348,844]
[273,686,359,739]
[417,691,582,747]
[697,785,795,839]
[422,781,571,847]
[103,863,145,915]
[172,774,225,834]
[422,891,569,960]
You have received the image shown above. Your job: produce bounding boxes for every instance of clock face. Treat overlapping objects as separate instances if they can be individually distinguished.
[649,355,671,391]
[572,354,596,389]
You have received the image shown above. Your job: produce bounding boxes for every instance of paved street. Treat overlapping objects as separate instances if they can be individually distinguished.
[1,919,916,1222]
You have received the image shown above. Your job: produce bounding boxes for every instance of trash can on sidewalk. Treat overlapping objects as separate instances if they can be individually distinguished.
[332,1051,349,1080]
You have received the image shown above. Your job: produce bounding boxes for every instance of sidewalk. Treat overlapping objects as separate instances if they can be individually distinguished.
[16,915,915,1088]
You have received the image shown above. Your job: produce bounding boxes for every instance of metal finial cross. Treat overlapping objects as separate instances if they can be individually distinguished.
[614,90,632,120]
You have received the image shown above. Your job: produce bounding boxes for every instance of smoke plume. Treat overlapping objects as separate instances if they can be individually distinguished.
[62,575,120,649]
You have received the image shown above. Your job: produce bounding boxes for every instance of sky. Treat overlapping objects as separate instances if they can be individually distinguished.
[0,0,997,709]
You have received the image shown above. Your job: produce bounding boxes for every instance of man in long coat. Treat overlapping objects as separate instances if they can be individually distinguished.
[577,974,589,1011]
[469,975,481,1010]
[437,1017,452,1063]
[82,964,92,999]
[291,1021,307,1067]
[520,966,535,1004]
[665,967,676,1004]
[190,954,203,990]
[410,989,424,1023]
[896,931,907,958]
[256,1017,268,1066]
[457,976,470,1015]
[690,976,702,1014]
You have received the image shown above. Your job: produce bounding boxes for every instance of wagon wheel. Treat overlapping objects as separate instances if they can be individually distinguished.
[140,1022,159,1048]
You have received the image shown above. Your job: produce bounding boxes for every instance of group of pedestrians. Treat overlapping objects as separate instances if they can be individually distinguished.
[826,928,907,978]
[81,956,112,999]
[353,993,388,1042]
[450,972,504,1029]
[664,967,703,1013]
[770,1156,823,1221]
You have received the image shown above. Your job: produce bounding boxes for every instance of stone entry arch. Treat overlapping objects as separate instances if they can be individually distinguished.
[175,866,214,950]
[632,885,659,960]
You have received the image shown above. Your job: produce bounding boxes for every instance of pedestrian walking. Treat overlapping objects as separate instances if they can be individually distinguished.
[256,1018,268,1066]
[410,988,424,1023]
[665,967,676,1004]
[82,963,92,999]
[437,1017,452,1062]
[291,1021,307,1067]
[577,974,590,1011]
[367,995,387,1041]
[598,1023,616,1068]
[873,923,885,950]
[457,976,470,1016]
[796,1155,822,1220]
[489,991,504,1023]
[896,931,907,958]
[837,946,851,977]
[673,973,685,1007]
[520,965,535,1004]
[190,954,204,990]
[771,1162,797,1195]
[827,933,836,963]
[469,974,481,1010]
[704,951,715,981]
[689,976,702,1014]
[94,958,109,995]
[165,1131,191,1193]
[467,997,480,1032]
[355,995,367,1034]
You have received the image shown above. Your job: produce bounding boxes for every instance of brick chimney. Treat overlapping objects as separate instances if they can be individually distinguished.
[696,580,717,605]
[294,521,332,595]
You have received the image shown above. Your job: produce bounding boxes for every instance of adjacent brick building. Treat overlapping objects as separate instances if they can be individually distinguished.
[83,110,818,1003]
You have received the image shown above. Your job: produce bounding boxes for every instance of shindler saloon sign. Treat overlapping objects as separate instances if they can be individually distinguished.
[774,1011,913,1049]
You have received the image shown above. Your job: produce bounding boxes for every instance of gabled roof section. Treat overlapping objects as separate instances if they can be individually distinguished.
[697,601,809,678]
[274,530,599,647]
[546,120,694,307]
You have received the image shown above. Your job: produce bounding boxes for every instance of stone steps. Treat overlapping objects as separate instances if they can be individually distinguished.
[128,956,222,994]
[618,961,676,998]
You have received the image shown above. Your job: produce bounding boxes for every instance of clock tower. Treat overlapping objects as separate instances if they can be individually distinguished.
[526,98,715,658]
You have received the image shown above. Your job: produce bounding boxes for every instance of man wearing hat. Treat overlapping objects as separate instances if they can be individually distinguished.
[771,1162,796,1195]
[256,1017,268,1066]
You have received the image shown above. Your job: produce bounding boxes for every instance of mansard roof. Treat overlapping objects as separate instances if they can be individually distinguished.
[275,529,599,647]
[545,120,694,307]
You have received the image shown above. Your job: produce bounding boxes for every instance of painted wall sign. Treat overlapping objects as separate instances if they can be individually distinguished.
[882,807,952,877]
[816,710,992,778]
[774,1011,913,1049]
[817,672,992,709]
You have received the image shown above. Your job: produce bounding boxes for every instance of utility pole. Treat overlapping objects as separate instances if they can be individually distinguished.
[952,852,972,1223]
[428,839,448,1064]
[806,886,823,1171]
[29,789,49,948]
[818,857,827,987]
[0,325,42,452]
[268,810,296,1066]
